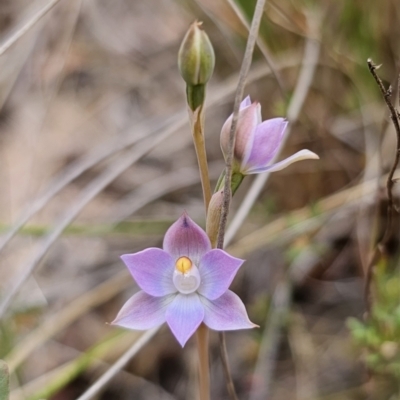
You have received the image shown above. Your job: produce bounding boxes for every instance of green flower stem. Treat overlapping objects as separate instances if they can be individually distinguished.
[189,104,211,400]
[190,105,212,214]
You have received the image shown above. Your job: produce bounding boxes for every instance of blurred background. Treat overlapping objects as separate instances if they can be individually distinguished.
[0,0,399,399]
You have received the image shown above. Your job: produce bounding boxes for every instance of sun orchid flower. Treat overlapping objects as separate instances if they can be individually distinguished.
[112,213,256,347]
[220,96,319,175]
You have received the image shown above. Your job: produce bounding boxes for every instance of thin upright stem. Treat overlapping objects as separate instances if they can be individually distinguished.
[226,0,287,98]
[196,324,210,400]
[191,106,212,214]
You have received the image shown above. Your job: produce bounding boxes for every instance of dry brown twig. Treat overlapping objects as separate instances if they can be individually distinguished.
[364,59,400,312]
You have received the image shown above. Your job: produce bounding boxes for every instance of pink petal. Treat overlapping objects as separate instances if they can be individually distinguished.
[200,290,256,331]
[247,149,319,174]
[121,248,176,297]
[242,118,288,172]
[163,213,211,265]
[111,291,174,330]
[197,249,244,300]
[220,103,261,162]
[166,293,204,347]
[221,96,253,156]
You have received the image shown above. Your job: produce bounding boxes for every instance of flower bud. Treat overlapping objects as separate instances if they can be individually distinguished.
[178,21,215,86]
[206,190,225,248]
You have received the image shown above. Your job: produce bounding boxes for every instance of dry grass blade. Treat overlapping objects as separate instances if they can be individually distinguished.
[249,275,292,400]
[8,330,161,400]
[108,162,223,223]
[0,0,65,56]
[288,312,319,400]
[75,327,159,400]
[225,0,287,96]
[4,268,131,373]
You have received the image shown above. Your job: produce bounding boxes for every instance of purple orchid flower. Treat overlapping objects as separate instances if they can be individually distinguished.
[220,96,319,175]
[112,213,256,347]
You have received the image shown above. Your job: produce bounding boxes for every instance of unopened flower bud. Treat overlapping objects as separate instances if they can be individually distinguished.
[206,190,225,248]
[178,22,215,111]
[178,21,215,86]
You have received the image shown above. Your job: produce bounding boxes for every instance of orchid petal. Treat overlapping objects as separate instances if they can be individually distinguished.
[242,118,288,171]
[201,290,256,331]
[246,149,319,174]
[221,97,254,155]
[240,95,252,109]
[163,213,211,265]
[198,249,244,300]
[121,248,176,297]
[220,103,261,162]
[222,96,253,157]
[166,293,204,347]
[111,291,174,330]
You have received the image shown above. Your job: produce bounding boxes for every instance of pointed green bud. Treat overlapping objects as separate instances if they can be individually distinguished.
[178,21,215,87]
[178,22,215,111]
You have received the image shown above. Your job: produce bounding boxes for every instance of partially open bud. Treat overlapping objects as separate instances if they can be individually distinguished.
[178,21,215,86]
[220,96,319,175]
